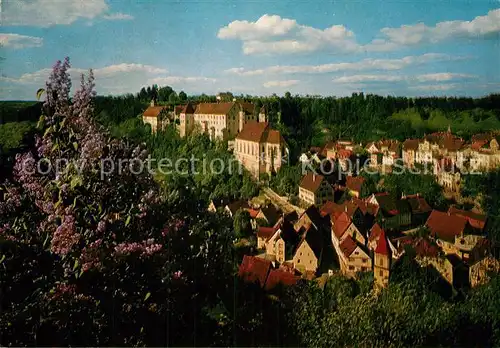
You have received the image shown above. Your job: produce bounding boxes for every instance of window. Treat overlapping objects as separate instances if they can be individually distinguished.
[379,270,383,276]
[362,259,367,263]
[297,259,301,263]
[349,266,355,270]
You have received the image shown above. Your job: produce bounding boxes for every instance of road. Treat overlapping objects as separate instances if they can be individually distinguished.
[261,187,305,215]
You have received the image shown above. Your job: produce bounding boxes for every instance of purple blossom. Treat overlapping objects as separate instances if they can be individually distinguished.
[96,220,107,234]
[114,239,163,257]
[80,238,103,272]
[51,215,80,255]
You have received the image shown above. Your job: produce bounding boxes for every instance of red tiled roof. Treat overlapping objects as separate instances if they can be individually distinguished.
[143,106,167,117]
[236,121,269,142]
[374,229,390,255]
[320,200,358,218]
[396,236,440,257]
[369,223,384,243]
[339,235,358,257]
[257,225,278,239]
[300,172,325,193]
[352,197,378,216]
[264,269,299,290]
[448,207,487,231]
[404,194,432,214]
[472,140,489,150]
[333,211,351,239]
[426,210,467,242]
[346,176,365,193]
[266,129,286,144]
[195,102,235,115]
[238,255,272,287]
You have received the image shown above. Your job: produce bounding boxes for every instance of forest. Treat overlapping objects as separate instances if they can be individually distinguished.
[1,66,500,346]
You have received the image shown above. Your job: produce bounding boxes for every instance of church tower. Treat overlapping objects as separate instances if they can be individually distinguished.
[258,105,267,123]
[373,229,391,289]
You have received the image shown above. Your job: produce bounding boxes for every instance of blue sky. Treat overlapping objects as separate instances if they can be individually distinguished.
[1,0,499,100]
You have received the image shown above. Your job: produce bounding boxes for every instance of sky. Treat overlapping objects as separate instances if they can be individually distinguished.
[1,0,499,100]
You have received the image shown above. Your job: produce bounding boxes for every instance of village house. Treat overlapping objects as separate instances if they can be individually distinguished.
[425,210,487,261]
[330,211,371,277]
[402,194,432,226]
[142,99,170,133]
[402,139,420,167]
[292,225,323,273]
[179,101,265,140]
[238,255,299,290]
[366,193,412,230]
[412,129,464,168]
[291,206,326,274]
[234,121,289,178]
[365,140,400,167]
[467,134,500,171]
[434,157,462,193]
[255,204,282,227]
[259,218,300,264]
[331,211,366,246]
[338,235,372,277]
[298,172,334,206]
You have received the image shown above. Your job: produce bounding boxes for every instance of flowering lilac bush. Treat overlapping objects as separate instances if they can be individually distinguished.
[0,58,235,346]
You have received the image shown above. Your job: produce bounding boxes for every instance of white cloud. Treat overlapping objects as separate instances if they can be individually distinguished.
[225,53,463,76]
[219,10,500,55]
[0,63,219,99]
[333,73,477,84]
[409,84,461,91]
[147,76,217,85]
[263,80,299,88]
[218,14,357,55]
[372,8,500,48]
[93,64,167,76]
[415,73,476,82]
[0,33,44,49]
[2,64,168,85]
[217,14,297,41]
[102,12,134,21]
[3,0,134,26]
[333,75,405,83]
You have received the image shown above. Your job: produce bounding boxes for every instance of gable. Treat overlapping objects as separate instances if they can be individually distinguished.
[351,246,370,260]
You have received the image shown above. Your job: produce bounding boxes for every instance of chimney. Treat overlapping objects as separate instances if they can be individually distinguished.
[312,174,316,182]
[344,205,348,213]
[150,99,155,107]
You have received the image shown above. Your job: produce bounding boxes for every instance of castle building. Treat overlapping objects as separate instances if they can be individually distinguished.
[179,101,266,140]
[142,99,170,133]
[234,121,288,178]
